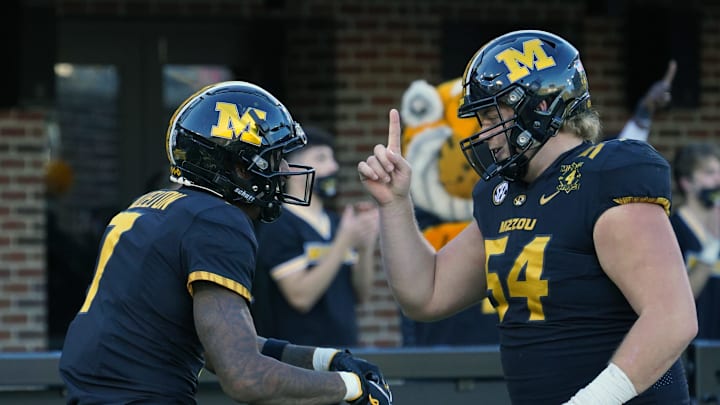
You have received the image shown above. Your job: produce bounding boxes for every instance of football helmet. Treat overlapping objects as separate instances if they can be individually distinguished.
[458,30,591,181]
[166,81,315,222]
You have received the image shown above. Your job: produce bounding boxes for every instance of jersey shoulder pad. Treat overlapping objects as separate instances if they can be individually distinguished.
[588,139,669,172]
[585,139,671,216]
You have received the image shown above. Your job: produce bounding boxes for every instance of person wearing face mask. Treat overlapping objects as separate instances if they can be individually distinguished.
[252,126,379,348]
[670,143,720,339]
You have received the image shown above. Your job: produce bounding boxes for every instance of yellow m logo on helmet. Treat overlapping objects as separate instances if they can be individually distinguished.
[210,102,268,146]
[494,38,556,83]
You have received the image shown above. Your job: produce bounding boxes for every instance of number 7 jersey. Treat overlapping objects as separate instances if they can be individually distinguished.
[59,187,258,403]
[473,139,689,404]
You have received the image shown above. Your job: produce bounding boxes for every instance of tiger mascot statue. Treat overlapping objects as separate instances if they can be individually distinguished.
[400,78,479,250]
[399,77,499,346]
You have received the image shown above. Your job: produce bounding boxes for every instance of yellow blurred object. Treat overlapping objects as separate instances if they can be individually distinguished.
[401,78,480,223]
[401,78,480,201]
[45,159,74,197]
[438,78,478,142]
[436,78,480,199]
[422,222,468,251]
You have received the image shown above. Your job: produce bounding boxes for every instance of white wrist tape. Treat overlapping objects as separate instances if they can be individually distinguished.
[338,371,363,401]
[312,347,340,371]
[563,363,638,405]
[699,238,720,266]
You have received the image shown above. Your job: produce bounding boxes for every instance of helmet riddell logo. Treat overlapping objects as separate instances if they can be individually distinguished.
[211,103,268,146]
[494,38,556,83]
[234,187,256,202]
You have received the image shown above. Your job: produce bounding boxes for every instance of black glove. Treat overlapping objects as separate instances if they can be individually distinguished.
[330,350,393,405]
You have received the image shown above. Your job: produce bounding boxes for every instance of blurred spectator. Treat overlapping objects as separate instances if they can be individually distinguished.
[252,126,379,347]
[670,143,720,339]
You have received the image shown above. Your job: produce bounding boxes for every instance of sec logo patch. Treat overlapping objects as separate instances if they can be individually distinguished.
[493,181,509,205]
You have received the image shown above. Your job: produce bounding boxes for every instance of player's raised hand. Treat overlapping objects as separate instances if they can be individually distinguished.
[357,109,411,206]
[640,59,677,113]
[662,59,677,87]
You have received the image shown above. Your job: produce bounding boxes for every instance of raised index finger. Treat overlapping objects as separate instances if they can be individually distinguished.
[662,60,677,86]
[387,108,401,155]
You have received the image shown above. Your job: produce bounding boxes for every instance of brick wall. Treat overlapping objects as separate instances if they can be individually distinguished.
[2,0,719,350]
[0,110,47,351]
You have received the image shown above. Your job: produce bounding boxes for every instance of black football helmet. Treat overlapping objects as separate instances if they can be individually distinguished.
[166,81,315,222]
[458,30,591,181]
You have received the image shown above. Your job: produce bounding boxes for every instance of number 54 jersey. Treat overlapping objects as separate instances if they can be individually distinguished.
[473,139,690,404]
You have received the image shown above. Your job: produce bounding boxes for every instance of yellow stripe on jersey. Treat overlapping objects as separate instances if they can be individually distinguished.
[306,242,357,265]
[269,248,357,281]
[577,143,604,160]
[687,255,720,274]
[613,196,670,216]
[187,271,252,301]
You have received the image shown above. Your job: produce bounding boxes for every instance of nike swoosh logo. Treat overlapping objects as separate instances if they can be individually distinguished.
[539,190,560,205]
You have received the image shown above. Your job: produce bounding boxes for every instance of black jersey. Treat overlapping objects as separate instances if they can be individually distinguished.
[473,139,689,404]
[254,208,358,347]
[59,187,257,404]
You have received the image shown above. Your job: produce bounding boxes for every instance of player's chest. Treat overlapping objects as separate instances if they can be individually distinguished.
[478,173,591,241]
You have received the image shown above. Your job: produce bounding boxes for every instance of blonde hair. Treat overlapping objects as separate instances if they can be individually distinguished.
[561,109,601,143]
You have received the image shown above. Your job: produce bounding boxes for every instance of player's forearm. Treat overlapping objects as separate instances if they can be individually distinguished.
[219,354,347,405]
[378,196,437,315]
[197,285,349,404]
[256,337,343,373]
[277,340,316,370]
[610,304,697,393]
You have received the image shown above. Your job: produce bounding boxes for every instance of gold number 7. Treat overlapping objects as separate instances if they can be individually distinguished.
[484,235,550,322]
[79,211,142,313]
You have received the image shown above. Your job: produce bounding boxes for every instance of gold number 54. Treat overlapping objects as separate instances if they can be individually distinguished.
[484,235,550,321]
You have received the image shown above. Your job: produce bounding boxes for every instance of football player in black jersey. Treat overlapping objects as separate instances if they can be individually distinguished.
[59,81,391,405]
[359,30,696,404]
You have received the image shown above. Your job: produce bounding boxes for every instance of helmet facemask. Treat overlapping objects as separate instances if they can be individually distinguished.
[457,30,592,183]
[460,86,557,182]
[174,126,315,223]
[235,133,316,223]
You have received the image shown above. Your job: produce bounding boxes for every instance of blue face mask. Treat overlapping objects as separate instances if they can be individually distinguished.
[699,186,720,208]
[314,173,338,199]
